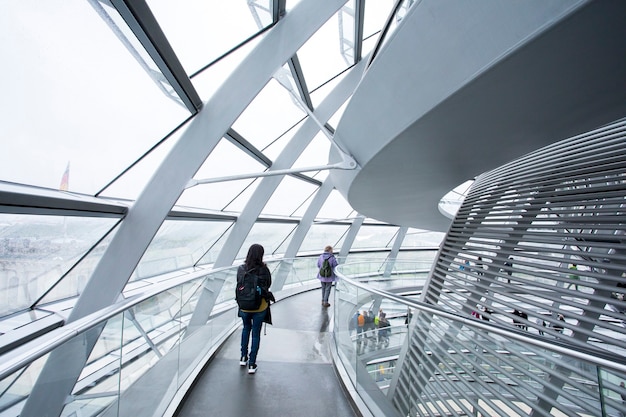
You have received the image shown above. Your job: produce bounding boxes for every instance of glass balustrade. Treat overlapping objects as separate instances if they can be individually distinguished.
[11,251,621,417]
[0,255,340,417]
[333,262,626,417]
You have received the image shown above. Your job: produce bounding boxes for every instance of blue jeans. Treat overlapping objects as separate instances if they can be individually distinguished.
[240,309,267,365]
[321,281,333,304]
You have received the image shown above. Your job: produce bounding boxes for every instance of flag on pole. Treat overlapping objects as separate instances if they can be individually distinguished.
[59,162,70,191]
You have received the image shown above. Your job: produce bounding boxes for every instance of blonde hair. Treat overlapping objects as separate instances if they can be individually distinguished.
[324,245,333,252]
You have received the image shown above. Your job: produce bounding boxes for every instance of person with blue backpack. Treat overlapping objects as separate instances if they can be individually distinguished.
[317,245,338,307]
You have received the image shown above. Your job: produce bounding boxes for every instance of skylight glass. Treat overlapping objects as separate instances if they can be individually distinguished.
[1,0,418,324]
[179,139,267,210]
[261,176,318,216]
[298,11,351,90]
[236,222,298,259]
[131,219,234,280]
[147,0,272,75]
[300,223,351,253]
[231,78,308,152]
[0,1,189,194]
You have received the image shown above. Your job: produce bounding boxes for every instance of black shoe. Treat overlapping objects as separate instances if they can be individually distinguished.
[240,356,248,366]
[248,363,257,374]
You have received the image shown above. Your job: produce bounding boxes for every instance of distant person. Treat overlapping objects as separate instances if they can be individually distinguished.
[357,311,365,342]
[520,310,528,330]
[378,312,391,347]
[476,256,484,276]
[481,306,492,321]
[503,257,513,283]
[553,314,565,334]
[237,243,273,374]
[405,308,413,327]
[317,245,338,307]
[537,317,546,335]
[512,309,523,329]
[567,264,580,290]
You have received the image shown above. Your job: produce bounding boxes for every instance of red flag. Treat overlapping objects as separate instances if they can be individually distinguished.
[59,162,70,191]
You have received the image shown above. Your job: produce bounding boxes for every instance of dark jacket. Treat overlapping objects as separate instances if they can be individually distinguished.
[236,264,274,324]
[237,263,272,293]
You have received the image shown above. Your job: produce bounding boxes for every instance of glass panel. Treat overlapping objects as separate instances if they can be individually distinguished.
[351,225,399,249]
[261,176,317,217]
[55,324,123,417]
[236,223,297,260]
[38,231,117,307]
[190,33,261,101]
[334,263,626,416]
[0,1,189,193]
[222,179,263,213]
[268,257,321,289]
[334,277,411,397]
[0,214,119,316]
[261,117,305,161]
[401,228,445,247]
[309,67,349,108]
[363,0,395,40]
[116,288,183,416]
[395,248,438,267]
[338,1,357,65]
[292,130,333,172]
[131,219,233,281]
[300,223,351,254]
[148,0,272,75]
[179,139,266,210]
[231,78,307,152]
[361,33,379,60]
[98,123,184,200]
[0,355,49,416]
[317,189,355,220]
[194,225,233,267]
[298,10,351,93]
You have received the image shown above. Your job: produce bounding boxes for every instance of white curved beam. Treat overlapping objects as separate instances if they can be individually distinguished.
[20,1,349,416]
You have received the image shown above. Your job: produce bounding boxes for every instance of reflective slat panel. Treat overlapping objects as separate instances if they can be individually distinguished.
[393,119,626,416]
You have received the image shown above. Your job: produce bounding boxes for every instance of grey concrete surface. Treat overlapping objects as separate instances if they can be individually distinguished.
[175,289,358,417]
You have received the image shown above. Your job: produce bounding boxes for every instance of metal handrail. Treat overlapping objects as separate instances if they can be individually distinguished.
[0,265,229,380]
[336,263,626,374]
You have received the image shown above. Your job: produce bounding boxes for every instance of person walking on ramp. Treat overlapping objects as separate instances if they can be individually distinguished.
[236,243,274,374]
[317,245,338,307]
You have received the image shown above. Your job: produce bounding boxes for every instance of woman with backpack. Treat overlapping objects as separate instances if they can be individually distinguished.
[236,243,273,374]
[317,245,338,307]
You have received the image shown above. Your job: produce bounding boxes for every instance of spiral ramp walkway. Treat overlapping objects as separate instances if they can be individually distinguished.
[175,289,357,417]
[1,1,626,417]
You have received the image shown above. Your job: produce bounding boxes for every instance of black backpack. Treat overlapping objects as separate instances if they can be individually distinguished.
[236,269,262,310]
[319,257,333,277]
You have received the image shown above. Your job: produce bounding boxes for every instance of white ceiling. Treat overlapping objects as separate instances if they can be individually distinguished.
[331,0,626,232]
